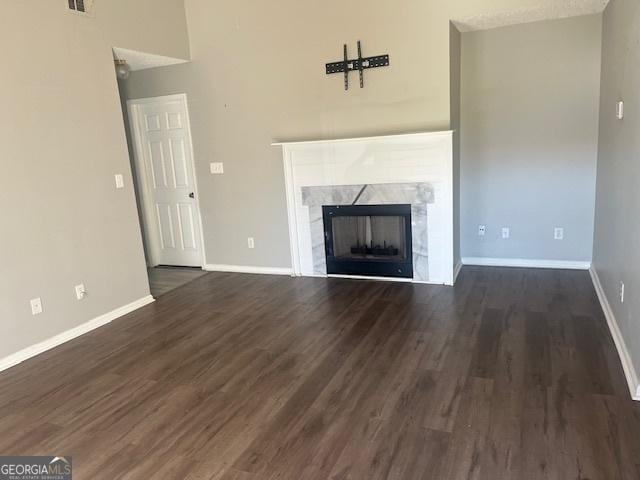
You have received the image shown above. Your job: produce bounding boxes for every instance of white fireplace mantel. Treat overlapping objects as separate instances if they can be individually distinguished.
[274,131,454,285]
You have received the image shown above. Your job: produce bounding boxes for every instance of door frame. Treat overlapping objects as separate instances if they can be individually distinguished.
[127,93,206,269]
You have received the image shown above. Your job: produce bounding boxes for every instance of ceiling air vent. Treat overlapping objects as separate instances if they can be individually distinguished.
[66,0,94,16]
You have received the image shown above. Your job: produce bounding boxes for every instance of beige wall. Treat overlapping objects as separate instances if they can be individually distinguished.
[0,1,189,359]
[593,0,640,388]
[96,0,190,59]
[122,0,562,270]
[460,15,602,262]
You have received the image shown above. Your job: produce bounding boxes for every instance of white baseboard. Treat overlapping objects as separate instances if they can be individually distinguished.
[453,261,463,283]
[328,274,412,283]
[323,274,449,286]
[0,295,155,373]
[589,266,640,401]
[462,257,591,270]
[204,264,293,276]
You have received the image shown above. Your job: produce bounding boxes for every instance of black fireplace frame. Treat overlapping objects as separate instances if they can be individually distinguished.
[322,204,413,279]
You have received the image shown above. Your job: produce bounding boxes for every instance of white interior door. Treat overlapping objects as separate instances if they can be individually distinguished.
[128,94,203,267]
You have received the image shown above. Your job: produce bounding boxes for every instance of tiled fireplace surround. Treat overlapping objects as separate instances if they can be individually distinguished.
[301,183,433,280]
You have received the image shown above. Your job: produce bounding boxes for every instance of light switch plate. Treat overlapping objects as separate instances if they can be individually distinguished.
[75,284,86,300]
[114,174,124,189]
[210,162,224,175]
[501,227,510,239]
[616,101,624,120]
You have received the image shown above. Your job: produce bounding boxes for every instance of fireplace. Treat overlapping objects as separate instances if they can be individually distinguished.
[322,204,413,278]
[276,131,455,284]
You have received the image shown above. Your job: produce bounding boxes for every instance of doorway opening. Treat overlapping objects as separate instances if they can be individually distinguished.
[117,88,207,297]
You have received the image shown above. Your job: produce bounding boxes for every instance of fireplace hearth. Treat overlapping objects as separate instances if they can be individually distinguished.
[322,204,413,278]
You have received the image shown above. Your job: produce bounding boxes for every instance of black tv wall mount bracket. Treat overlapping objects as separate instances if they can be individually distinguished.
[325,41,390,91]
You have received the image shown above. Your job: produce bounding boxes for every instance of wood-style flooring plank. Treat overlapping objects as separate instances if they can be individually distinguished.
[0,268,638,479]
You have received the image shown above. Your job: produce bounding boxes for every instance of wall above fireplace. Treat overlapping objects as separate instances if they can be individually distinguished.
[274,131,454,285]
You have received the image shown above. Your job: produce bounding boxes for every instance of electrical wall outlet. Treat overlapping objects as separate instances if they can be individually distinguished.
[30,297,43,316]
[247,237,255,249]
[501,227,510,239]
[554,227,564,240]
[210,162,224,175]
[114,174,124,189]
[478,225,486,237]
[620,282,625,303]
[75,284,86,300]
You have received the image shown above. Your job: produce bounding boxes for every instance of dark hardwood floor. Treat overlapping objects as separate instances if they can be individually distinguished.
[1,267,639,479]
[147,266,207,297]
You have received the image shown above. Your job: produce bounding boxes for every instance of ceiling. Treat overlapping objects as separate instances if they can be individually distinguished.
[453,0,610,32]
[112,0,611,72]
[112,47,188,72]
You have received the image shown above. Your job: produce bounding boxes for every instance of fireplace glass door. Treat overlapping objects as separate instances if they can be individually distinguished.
[323,204,413,278]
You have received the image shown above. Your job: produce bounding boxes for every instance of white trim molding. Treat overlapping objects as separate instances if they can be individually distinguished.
[272,130,454,147]
[327,274,447,285]
[462,257,591,270]
[0,296,155,373]
[590,266,640,401]
[453,261,463,283]
[204,264,293,276]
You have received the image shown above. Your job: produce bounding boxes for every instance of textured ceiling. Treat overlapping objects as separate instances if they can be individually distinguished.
[453,0,610,32]
[112,47,188,72]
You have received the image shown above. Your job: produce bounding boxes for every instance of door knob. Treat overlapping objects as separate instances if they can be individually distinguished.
[189,192,195,199]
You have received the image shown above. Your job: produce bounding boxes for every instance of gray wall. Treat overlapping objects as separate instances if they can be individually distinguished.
[3,0,581,362]
[0,0,190,360]
[120,0,459,270]
[460,15,602,262]
[593,0,640,382]
[120,0,579,271]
